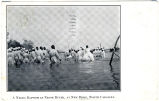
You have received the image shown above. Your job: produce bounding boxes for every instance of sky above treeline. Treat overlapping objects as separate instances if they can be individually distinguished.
[7,6,120,51]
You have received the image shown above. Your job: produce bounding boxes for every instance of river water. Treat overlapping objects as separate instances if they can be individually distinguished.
[8,56,120,91]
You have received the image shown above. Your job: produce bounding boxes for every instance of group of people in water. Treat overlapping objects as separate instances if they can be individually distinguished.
[7,45,106,67]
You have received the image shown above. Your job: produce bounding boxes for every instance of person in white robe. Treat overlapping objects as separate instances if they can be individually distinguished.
[30,48,36,63]
[23,50,30,63]
[8,48,15,66]
[13,47,23,65]
[101,49,106,58]
[35,47,43,63]
[82,45,94,61]
[43,47,49,60]
[39,46,45,63]
[78,47,84,61]
[48,45,61,65]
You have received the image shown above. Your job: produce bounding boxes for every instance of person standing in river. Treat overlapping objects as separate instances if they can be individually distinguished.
[48,45,61,66]
[82,45,94,61]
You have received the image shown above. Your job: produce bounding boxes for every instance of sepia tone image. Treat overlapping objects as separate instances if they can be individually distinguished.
[7,5,120,91]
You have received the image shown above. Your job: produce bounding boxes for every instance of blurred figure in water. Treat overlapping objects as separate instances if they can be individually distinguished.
[101,48,106,58]
[78,47,84,61]
[8,48,15,67]
[64,50,70,61]
[65,49,74,62]
[39,46,45,63]
[30,48,36,63]
[82,45,94,62]
[17,47,23,64]
[46,48,50,60]
[43,47,46,59]
[71,49,77,61]
[74,50,79,62]
[49,45,61,66]
[35,47,43,63]
[43,47,49,60]
[70,49,78,63]
[66,49,72,60]
[23,50,30,63]
[14,47,23,67]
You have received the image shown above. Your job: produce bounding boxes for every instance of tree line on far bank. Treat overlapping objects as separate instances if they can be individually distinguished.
[7,39,34,50]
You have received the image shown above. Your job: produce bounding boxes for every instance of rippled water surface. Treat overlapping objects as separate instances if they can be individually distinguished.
[8,58,120,91]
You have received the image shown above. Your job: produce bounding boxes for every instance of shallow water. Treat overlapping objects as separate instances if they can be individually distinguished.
[8,58,120,91]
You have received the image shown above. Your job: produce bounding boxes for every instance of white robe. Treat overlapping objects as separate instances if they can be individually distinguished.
[82,48,94,61]
[23,52,29,63]
[49,49,60,63]
[8,52,15,66]
[35,50,43,63]
[101,51,106,58]
[78,50,84,61]
[30,51,36,62]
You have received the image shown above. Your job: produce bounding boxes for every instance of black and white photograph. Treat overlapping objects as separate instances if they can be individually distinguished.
[7,5,121,91]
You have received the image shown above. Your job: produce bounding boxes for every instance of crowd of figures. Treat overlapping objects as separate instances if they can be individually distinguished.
[8,45,107,67]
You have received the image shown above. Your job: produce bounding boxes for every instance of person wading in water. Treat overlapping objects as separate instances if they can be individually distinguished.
[49,45,61,67]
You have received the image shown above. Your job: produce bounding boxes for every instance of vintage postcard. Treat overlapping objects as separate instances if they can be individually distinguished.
[0,1,159,101]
